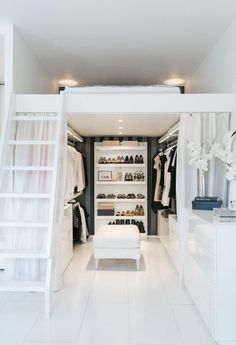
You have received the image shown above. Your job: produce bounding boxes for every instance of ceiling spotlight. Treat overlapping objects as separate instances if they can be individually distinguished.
[118,126,123,130]
[164,78,185,86]
[58,79,78,87]
[118,119,123,123]
[119,132,123,135]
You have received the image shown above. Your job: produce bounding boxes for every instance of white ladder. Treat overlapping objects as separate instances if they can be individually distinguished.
[0,94,64,317]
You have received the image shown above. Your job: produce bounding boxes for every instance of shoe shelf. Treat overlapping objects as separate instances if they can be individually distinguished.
[96,216,146,220]
[96,164,145,168]
[96,181,145,185]
[94,142,148,238]
[96,198,146,203]
[96,145,146,151]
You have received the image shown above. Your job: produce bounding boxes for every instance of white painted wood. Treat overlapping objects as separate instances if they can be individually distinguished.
[0,222,48,227]
[15,94,60,112]
[0,193,51,198]
[11,116,57,121]
[185,210,236,342]
[96,146,146,151]
[95,164,145,168]
[96,181,145,185]
[96,199,146,203]
[2,166,54,171]
[0,281,45,292]
[64,93,233,114]
[8,140,56,145]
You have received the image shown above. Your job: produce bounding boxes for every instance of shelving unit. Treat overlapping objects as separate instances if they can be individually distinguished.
[94,142,148,237]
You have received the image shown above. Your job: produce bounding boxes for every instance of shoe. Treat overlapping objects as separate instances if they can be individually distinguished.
[126,210,130,216]
[112,221,116,225]
[108,221,112,225]
[107,157,112,164]
[135,155,139,164]
[121,211,125,216]
[107,194,116,199]
[120,219,125,225]
[129,155,134,164]
[139,205,144,216]
[98,157,103,164]
[130,193,135,199]
[137,193,145,199]
[139,221,145,233]
[117,156,121,163]
[139,155,144,164]
[116,211,121,216]
[128,173,133,181]
[112,158,116,164]
[120,156,125,164]
[125,219,131,225]
[130,210,135,217]
[116,219,120,225]
[135,205,140,216]
[131,219,136,225]
[125,155,129,164]
[124,173,129,181]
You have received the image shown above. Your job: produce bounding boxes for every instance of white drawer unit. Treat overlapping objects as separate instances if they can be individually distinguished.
[186,210,236,343]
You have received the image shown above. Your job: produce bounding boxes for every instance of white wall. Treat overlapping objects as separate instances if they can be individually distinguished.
[13,27,55,94]
[186,18,236,202]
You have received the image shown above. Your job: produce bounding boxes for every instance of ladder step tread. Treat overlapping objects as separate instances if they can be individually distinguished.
[11,116,57,122]
[2,166,54,171]
[8,140,56,145]
[0,222,48,227]
[0,193,51,198]
[0,251,49,259]
[0,281,46,292]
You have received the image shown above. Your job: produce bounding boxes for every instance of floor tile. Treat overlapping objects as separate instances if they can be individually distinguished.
[89,271,128,303]
[129,300,182,345]
[0,300,42,345]
[172,305,216,345]
[76,302,130,345]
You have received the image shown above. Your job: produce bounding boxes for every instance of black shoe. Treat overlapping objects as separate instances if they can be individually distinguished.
[129,173,133,181]
[135,155,139,164]
[116,219,120,225]
[139,221,145,233]
[124,173,129,181]
[139,155,144,164]
[120,219,125,225]
[131,219,136,225]
[129,155,134,164]
[125,155,129,164]
[125,219,131,225]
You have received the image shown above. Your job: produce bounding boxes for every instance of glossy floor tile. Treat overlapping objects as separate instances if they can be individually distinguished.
[0,238,216,345]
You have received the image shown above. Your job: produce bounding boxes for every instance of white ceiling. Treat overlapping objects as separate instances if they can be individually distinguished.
[0,0,236,86]
[0,36,4,84]
[68,113,180,137]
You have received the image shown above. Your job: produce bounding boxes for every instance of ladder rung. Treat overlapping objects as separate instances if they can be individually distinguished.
[8,140,56,145]
[2,166,54,171]
[0,281,46,292]
[0,193,51,199]
[0,251,49,259]
[0,222,48,227]
[11,116,57,122]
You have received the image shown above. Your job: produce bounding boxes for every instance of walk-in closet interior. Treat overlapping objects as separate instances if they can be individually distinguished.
[0,85,235,345]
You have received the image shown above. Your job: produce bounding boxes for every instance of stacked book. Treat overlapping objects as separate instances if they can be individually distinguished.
[213,208,236,222]
[192,196,222,210]
[97,202,115,216]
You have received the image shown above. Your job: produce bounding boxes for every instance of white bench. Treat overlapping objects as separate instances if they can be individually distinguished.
[93,225,141,269]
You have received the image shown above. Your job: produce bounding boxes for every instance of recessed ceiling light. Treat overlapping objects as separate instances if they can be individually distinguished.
[119,132,123,135]
[118,126,123,130]
[164,78,185,86]
[58,79,78,87]
[118,119,123,123]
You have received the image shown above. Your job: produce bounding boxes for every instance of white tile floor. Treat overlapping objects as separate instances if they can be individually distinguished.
[0,238,216,345]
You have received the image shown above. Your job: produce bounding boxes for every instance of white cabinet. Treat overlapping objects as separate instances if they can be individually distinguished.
[185,210,236,343]
[94,143,148,237]
[61,204,73,273]
[159,212,180,272]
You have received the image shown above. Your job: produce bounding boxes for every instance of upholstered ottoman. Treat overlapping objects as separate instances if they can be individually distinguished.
[93,225,141,269]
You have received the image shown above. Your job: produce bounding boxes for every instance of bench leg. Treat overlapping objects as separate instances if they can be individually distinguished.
[95,259,99,270]
[136,259,140,270]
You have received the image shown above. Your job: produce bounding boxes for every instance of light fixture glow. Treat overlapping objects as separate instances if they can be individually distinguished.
[164,78,185,86]
[118,126,123,130]
[58,79,78,87]
[119,132,123,135]
[118,119,123,123]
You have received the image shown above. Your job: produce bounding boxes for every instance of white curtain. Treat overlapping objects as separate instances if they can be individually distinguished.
[1,113,56,281]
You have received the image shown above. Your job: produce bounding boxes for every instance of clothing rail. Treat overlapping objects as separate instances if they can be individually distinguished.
[67,125,84,143]
[158,122,179,143]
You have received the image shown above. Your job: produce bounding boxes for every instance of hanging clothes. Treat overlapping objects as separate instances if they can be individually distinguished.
[168,149,177,199]
[161,151,172,206]
[65,145,86,201]
[72,202,89,243]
